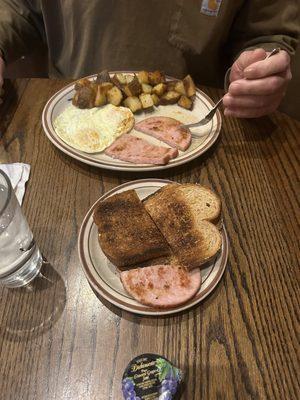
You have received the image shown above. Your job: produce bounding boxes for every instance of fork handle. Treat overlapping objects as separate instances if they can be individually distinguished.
[210,97,223,112]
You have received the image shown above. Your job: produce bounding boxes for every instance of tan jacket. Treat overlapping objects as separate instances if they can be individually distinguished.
[0,0,299,87]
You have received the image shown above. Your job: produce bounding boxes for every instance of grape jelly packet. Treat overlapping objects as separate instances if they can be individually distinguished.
[122,353,182,400]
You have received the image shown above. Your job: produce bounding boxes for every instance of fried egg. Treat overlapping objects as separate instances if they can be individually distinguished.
[53,104,134,153]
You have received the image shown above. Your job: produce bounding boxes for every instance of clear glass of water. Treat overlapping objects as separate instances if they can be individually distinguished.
[0,169,43,288]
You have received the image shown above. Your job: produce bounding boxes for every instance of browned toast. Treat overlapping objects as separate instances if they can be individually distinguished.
[144,184,222,268]
[93,190,170,268]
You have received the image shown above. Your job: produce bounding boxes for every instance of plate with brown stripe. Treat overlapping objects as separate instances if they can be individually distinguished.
[42,71,222,172]
[78,179,228,316]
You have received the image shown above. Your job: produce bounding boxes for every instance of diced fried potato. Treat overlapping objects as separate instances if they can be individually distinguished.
[178,95,193,110]
[96,70,111,84]
[99,82,114,94]
[139,93,154,109]
[137,70,149,84]
[123,75,142,97]
[174,80,187,95]
[116,73,127,85]
[125,74,135,84]
[123,96,142,113]
[183,74,196,97]
[141,83,152,94]
[151,93,160,106]
[107,86,123,106]
[166,80,177,91]
[152,83,167,96]
[148,71,165,85]
[74,78,91,91]
[160,90,181,105]
[94,85,107,107]
[111,74,125,88]
[72,86,95,109]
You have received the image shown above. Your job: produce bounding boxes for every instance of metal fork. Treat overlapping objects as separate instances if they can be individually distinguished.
[182,48,280,134]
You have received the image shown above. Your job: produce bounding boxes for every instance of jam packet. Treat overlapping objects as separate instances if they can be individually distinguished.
[122,353,182,399]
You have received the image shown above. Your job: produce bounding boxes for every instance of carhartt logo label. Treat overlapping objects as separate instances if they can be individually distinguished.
[200,0,222,16]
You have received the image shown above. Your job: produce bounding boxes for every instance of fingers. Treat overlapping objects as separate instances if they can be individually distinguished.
[226,48,291,118]
[223,93,284,110]
[228,71,290,96]
[224,103,280,118]
[244,50,291,79]
[224,93,283,118]
[230,48,267,81]
[235,48,267,71]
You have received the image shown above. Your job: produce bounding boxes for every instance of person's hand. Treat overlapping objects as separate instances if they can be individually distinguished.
[223,48,292,118]
[0,55,4,105]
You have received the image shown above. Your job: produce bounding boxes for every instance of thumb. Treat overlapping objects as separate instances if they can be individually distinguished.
[230,48,267,82]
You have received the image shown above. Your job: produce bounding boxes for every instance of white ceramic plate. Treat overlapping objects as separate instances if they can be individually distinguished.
[78,179,228,316]
[42,72,222,171]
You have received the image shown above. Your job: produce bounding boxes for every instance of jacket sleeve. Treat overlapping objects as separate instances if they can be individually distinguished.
[0,0,44,63]
[228,0,300,60]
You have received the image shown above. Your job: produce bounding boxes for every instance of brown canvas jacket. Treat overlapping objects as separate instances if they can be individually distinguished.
[0,0,299,87]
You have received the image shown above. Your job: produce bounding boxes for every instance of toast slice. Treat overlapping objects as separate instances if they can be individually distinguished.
[144,184,222,268]
[93,190,170,268]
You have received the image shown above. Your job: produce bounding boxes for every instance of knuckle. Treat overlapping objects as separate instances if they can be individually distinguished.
[268,76,282,92]
[282,51,290,65]
[229,82,240,95]
[222,94,231,107]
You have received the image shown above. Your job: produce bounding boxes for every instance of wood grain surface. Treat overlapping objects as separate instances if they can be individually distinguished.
[0,78,299,400]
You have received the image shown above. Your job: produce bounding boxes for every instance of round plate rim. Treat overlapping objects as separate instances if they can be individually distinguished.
[78,178,229,316]
[42,72,222,171]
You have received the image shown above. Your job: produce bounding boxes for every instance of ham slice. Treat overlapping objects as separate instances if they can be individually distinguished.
[120,264,201,308]
[105,134,178,165]
[135,116,192,151]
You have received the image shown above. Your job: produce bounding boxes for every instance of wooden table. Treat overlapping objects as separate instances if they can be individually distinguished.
[0,79,299,400]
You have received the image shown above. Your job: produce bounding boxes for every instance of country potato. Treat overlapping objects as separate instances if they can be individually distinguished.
[123,75,142,97]
[96,70,111,83]
[178,95,193,110]
[99,82,114,94]
[74,78,91,91]
[183,74,196,97]
[107,86,123,106]
[174,80,187,95]
[72,86,95,108]
[151,93,160,106]
[141,83,153,94]
[123,96,142,113]
[148,71,165,85]
[137,71,149,84]
[160,90,181,105]
[152,83,167,96]
[94,85,107,107]
[139,93,154,109]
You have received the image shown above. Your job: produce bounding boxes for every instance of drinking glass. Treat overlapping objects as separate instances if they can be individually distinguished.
[0,169,43,287]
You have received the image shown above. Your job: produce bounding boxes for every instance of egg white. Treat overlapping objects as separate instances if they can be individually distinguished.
[54,104,134,153]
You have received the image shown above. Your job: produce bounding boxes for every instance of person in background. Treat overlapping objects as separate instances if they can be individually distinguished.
[0,0,299,117]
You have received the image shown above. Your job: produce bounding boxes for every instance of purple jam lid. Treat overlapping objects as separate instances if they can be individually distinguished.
[122,353,182,400]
